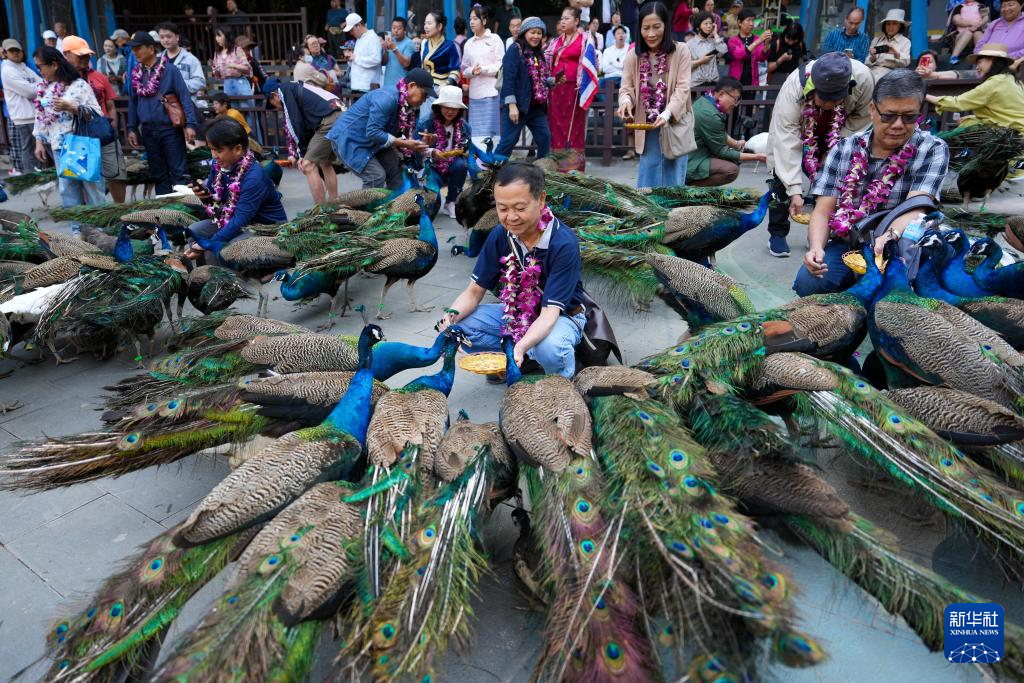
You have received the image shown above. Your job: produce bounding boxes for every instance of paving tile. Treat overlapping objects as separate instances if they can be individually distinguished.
[0,482,106,544]
[96,452,231,524]
[0,548,65,681]
[5,494,165,597]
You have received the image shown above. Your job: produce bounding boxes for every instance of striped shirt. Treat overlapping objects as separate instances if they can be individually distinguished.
[820,29,870,63]
[810,127,950,208]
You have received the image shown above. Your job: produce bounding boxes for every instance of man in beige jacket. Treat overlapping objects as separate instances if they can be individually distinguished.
[765,52,873,257]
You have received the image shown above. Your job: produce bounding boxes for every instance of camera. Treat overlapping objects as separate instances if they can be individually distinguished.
[874,45,890,54]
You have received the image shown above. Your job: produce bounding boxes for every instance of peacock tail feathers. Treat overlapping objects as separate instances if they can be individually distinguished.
[49,197,202,228]
[0,406,271,490]
[642,185,761,209]
[591,395,825,670]
[797,360,1024,584]
[786,512,1024,681]
[45,526,250,682]
[3,168,56,195]
[524,452,660,683]
[578,242,661,310]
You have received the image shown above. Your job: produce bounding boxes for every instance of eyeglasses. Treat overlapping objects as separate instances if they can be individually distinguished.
[718,90,740,101]
[876,111,921,125]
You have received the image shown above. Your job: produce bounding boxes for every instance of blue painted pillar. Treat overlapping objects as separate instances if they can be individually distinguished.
[23,0,44,58]
[444,0,456,39]
[71,0,92,49]
[104,0,117,41]
[367,0,376,33]
[395,0,408,23]
[856,0,870,19]
[910,0,928,57]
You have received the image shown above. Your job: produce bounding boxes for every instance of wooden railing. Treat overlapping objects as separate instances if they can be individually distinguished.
[113,10,308,63]
[0,77,986,163]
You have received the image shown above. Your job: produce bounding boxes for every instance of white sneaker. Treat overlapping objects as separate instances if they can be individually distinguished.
[7,169,21,177]
[445,201,457,220]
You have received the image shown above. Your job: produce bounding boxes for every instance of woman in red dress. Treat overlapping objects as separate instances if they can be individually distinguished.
[546,6,591,171]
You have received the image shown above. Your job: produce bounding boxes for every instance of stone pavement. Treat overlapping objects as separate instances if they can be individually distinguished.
[0,159,1021,681]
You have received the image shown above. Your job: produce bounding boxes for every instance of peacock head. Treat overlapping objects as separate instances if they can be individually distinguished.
[942,229,967,253]
[917,230,946,254]
[415,193,426,209]
[443,324,471,349]
[968,237,999,259]
[272,269,292,283]
[358,324,386,361]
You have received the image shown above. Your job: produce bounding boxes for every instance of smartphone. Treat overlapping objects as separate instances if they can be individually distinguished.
[843,48,854,57]
[874,45,890,54]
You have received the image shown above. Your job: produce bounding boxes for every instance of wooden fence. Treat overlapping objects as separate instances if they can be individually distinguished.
[0,77,985,166]
[113,10,308,63]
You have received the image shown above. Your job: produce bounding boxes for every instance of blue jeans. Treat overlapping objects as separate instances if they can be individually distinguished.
[495,105,551,159]
[459,303,586,378]
[442,156,468,202]
[58,175,106,233]
[141,125,189,195]
[223,77,258,141]
[792,240,857,296]
[637,128,688,189]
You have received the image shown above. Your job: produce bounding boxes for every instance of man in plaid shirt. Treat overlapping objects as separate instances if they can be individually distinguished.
[795,69,949,296]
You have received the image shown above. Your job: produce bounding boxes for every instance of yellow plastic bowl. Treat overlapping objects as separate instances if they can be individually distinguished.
[458,352,506,375]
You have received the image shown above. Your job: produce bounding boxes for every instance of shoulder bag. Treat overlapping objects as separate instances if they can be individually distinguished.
[75,105,117,146]
[162,92,187,129]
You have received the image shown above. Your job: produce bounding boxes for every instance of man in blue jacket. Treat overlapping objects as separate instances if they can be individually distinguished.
[326,67,435,189]
[184,118,286,266]
[125,31,199,195]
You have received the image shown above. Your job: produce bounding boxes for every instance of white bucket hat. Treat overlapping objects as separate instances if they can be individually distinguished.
[432,84,468,110]
[879,9,909,27]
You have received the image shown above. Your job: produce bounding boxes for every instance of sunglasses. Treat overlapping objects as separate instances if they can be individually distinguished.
[876,111,921,125]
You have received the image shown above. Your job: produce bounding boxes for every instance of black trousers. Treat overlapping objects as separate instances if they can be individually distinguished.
[767,174,817,239]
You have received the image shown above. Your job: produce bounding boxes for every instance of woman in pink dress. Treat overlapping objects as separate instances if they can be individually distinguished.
[546,6,590,171]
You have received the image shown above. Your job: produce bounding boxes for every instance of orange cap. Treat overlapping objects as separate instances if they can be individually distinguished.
[61,35,95,56]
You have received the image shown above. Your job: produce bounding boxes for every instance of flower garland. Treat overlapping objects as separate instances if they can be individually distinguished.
[132,55,167,97]
[276,88,300,159]
[801,101,845,181]
[432,116,465,175]
[526,51,550,106]
[34,80,67,127]
[395,78,418,158]
[704,92,725,115]
[828,137,917,238]
[498,206,555,342]
[204,149,257,230]
[639,51,668,124]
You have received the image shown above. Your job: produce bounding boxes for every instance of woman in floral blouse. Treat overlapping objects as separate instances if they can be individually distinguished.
[32,46,105,236]
[211,27,255,132]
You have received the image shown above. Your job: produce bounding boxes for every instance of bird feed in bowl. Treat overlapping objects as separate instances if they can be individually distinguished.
[458,352,506,375]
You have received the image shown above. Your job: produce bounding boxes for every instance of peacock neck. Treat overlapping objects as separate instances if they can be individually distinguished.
[843,251,883,306]
[502,337,523,385]
[323,348,375,445]
[417,212,438,249]
[915,255,960,305]
[876,257,913,303]
[739,191,772,232]
[975,244,1002,277]
[402,340,458,394]
[113,226,134,263]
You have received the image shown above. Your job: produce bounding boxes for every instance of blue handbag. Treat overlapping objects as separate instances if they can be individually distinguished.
[58,131,102,184]
[76,106,117,146]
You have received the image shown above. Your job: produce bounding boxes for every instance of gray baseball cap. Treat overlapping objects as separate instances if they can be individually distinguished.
[811,52,853,102]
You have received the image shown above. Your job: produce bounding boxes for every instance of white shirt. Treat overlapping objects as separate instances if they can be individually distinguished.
[506,35,516,49]
[1,59,42,124]
[350,29,383,92]
[601,43,628,77]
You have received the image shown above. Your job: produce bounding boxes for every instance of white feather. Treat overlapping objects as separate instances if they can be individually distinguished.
[744,132,769,156]
[0,282,69,323]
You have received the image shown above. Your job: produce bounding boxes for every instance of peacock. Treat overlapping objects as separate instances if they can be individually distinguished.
[937,228,990,298]
[171,324,382,547]
[645,251,755,327]
[641,183,761,209]
[915,233,1024,349]
[659,189,774,266]
[274,241,382,327]
[365,194,439,319]
[868,249,1024,409]
[177,264,253,317]
[210,237,296,318]
[365,326,467,481]
[938,123,1024,208]
[969,237,1024,298]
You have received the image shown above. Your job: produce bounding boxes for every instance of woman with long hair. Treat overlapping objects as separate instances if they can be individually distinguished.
[546,6,590,171]
[617,1,693,188]
[766,20,805,85]
[688,10,726,88]
[462,4,506,147]
[419,11,461,120]
[210,26,255,132]
[495,16,551,159]
[31,46,105,236]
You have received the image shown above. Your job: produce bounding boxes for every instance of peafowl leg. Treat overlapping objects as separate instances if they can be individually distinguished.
[340,278,351,316]
[254,281,269,318]
[406,280,434,313]
[980,189,992,212]
[47,340,78,365]
[376,279,397,320]
[962,191,972,209]
[163,298,178,335]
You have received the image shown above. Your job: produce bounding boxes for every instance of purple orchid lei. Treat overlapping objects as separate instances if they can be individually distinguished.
[527,52,550,106]
[639,51,668,124]
[204,149,256,229]
[498,206,555,342]
[132,55,167,97]
[828,137,916,238]
[432,116,465,175]
[34,80,67,127]
[704,92,725,115]
[395,78,417,158]
[802,101,845,182]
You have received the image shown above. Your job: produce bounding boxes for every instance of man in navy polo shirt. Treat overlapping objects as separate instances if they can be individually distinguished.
[439,162,586,378]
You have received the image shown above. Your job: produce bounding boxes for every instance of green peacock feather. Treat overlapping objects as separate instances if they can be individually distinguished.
[49,200,203,228]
